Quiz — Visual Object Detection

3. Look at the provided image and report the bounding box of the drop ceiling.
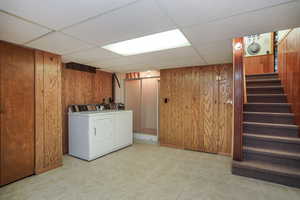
[1,0,300,72]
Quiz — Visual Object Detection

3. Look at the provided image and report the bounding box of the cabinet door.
[90,115,114,158]
[116,112,133,147]
[0,42,35,185]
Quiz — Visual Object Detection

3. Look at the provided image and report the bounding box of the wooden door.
[160,69,185,148]
[0,42,35,185]
[183,68,204,151]
[217,65,233,155]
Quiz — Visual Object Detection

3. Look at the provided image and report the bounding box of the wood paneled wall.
[0,42,35,185]
[278,28,300,134]
[35,50,62,174]
[62,66,112,154]
[160,64,233,155]
[244,54,274,75]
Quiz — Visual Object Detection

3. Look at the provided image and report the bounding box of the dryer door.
[90,115,114,159]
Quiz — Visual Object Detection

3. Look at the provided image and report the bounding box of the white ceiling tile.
[157,0,294,27]
[153,56,206,69]
[183,1,300,45]
[62,0,176,45]
[64,47,121,64]
[89,46,205,70]
[0,0,139,30]
[0,12,50,44]
[107,64,155,73]
[25,32,92,54]
[196,40,233,65]
[128,46,200,63]
[89,57,135,68]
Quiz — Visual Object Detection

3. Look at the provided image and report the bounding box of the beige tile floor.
[0,143,300,200]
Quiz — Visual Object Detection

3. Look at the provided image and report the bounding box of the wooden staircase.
[232,72,300,188]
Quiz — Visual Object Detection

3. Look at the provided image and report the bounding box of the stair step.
[247,86,284,94]
[246,79,281,86]
[244,133,300,153]
[246,73,279,80]
[244,112,294,124]
[244,147,300,161]
[243,122,299,137]
[243,147,300,170]
[244,103,291,113]
[232,160,300,188]
[247,94,287,103]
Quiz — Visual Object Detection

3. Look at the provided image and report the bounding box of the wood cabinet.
[160,64,233,155]
[35,50,62,174]
[0,42,35,185]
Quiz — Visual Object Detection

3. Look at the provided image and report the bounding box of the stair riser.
[243,152,300,168]
[244,104,291,113]
[246,75,279,80]
[244,138,300,153]
[232,166,300,188]
[247,82,281,87]
[247,88,284,94]
[247,96,287,103]
[244,113,294,124]
[243,124,298,137]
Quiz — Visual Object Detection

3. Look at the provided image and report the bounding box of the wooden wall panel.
[278,28,300,134]
[0,42,35,185]
[244,54,274,75]
[160,64,233,154]
[218,65,233,155]
[35,51,62,174]
[62,67,112,154]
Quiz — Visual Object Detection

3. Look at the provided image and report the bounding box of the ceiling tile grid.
[63,47,121,64]
[182,0,300,47]
[62,0,176,46]
[1,0,300,72]
[156,0,294,27]
[0,0,140,30]
[25,32,92,55]
[196,40,233,64]
[0,12,50,44]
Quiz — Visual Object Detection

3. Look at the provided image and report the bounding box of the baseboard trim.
[134,133,158,144]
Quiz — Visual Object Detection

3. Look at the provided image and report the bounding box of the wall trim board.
[233,38,244,161]
[133,133,158,144]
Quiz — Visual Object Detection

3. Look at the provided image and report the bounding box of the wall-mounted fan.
[244,33,273,57]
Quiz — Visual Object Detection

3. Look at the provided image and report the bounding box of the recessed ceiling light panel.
[102,29,191,56]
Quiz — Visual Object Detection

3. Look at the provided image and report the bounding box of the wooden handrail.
[233,37,244,161]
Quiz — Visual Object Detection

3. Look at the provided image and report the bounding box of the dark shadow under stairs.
[232,72,300,188]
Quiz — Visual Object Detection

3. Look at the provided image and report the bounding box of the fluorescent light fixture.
[102,29,191,56]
